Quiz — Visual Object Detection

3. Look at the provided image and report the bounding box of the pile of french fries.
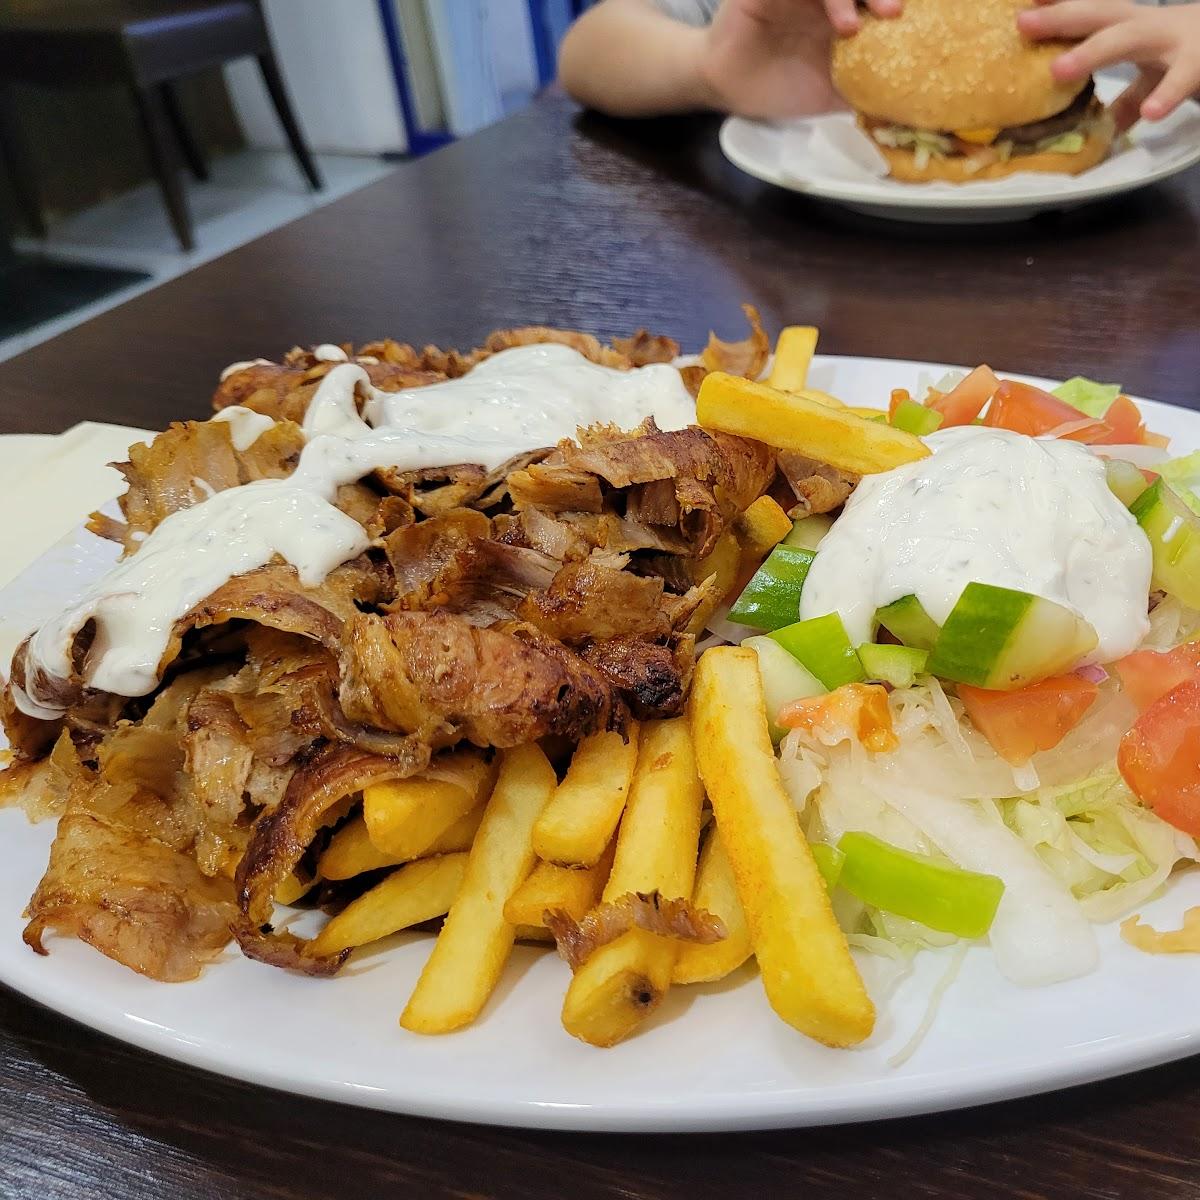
[292,326,899,1049]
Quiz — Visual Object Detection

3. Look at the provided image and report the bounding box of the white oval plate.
[720,77,1200,223]
[2,354,1200,1133]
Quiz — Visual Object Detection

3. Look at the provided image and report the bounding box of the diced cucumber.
[875,594,940,651]
[783,514,833,551]
[727,545,815,630]
[857,643,929,689]
[743,634,826,743]
[1130,478,1200,607]
[928,582,1098,690]
[1104,458,1149,508]
[890,397,944,437]
[770,613,866,691]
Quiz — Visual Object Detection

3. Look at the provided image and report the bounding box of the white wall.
[224,0,406,155]
[487,0,538,103]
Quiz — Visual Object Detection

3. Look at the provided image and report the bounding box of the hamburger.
[830,0,1115,183]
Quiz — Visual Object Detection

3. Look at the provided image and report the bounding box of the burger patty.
[1000,80,1098,146]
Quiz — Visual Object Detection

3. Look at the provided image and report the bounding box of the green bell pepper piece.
[836,831,1004,939]
[890,397,943,437]
[809,842,845,890]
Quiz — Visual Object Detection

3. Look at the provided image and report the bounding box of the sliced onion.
[1089,443,1170,469]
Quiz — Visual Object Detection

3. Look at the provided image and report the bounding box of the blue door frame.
[378,0,593,156]
[376,0,453,157]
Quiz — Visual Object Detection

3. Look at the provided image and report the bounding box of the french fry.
[532,726,641,868]
[803,388,846,408]
[514,924,555,943]
[319,806,483,881]
[671,828,753,985]
[309,853,468,958]
[734,495,793,560]
[560,718,704,1047]
[689,647,875,1047]
[503,839,616,929]
[768,326,819,392]
[401,744,556,1034]
[364,748,496,861]
[692,531,741,597]
[697,372,929,476]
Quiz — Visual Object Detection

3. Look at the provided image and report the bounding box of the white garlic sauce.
[211,405,276,451]
[17,345,696,714]
[800,426,1152,663]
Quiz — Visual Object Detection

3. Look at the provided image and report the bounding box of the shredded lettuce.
[870,126,953,165]
[999,770,1198,922]
[1159,450,1200,516]
[780,683,1100,985]
[1054,376,1122,418]
[1036,130,1087,155]
[779,654,1200,983]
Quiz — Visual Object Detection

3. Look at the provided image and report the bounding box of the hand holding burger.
[1019,0,1200,132]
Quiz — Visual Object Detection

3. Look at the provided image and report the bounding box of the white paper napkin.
[0,422,153,593]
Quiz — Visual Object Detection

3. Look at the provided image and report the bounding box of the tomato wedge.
[984,380,1112,443]
[1115,641,1200,712]
[1118,677,1200,835]
[1090,395,1147,445]
[958,674,1100,765]
[928,365,999,427]
[778,682,898,754]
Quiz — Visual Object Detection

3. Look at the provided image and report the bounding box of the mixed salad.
[721,366,1200,990]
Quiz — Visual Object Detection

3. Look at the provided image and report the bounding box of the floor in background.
[0,149,395,363]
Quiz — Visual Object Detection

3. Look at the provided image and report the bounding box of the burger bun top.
[831,0,1086,131]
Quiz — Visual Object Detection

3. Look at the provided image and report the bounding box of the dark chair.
[0,0,322,252]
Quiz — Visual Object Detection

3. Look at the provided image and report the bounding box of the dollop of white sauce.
[212,405,276,450]
[17,345,696,713]
[800,426,1152,663]
[313,343,349,363]
[364,343,696,455]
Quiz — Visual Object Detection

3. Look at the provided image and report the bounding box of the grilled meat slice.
[518,562,672,644]
[578,636,690,720]
[338,610,618,748]
[234,742,428,974]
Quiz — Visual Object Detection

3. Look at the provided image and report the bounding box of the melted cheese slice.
[955,127,1000,145]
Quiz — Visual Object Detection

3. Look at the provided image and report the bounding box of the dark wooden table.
[2,92,1200,1200]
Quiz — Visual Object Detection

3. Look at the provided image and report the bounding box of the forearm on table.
[558,0,715,117]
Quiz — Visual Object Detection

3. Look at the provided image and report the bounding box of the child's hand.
[701,0,903,119]
[1019,0,1200,130]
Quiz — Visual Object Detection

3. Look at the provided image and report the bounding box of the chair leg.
[130,84,195,252]
[256,50,322,191]
[158,80,209,182]
[0,83,46,239]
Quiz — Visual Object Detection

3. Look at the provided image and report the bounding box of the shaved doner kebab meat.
[3,311,803,983]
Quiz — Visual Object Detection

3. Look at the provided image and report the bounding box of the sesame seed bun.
[831,0,1085,132]
[868,111,1115,183]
